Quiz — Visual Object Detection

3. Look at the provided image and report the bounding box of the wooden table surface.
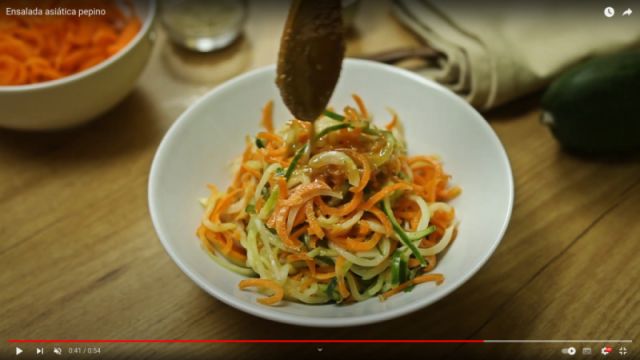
[1,2,638,359]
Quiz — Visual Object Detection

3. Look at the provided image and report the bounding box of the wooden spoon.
[276,0,345,122]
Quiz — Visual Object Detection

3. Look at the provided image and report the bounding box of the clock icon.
[604,6,615,17]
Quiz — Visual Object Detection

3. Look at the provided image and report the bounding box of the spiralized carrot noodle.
[198,95,461,305]
[0,0,141,86]
[238,279,284,305]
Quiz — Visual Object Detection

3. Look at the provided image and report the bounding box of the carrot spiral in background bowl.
[0,0,140,86]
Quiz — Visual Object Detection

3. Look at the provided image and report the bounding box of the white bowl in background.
[149,59,514,327]
[0,0,156,130]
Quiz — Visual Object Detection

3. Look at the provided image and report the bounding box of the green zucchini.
[541,51,640,154]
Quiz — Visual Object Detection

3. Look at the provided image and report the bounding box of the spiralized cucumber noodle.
[197,95,461,305]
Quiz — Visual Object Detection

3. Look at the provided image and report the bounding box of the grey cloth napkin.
[392,0,640,110]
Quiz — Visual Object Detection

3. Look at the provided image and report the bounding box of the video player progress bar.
[8,339,634,344]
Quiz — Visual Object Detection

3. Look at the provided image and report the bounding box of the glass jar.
[161,0,247,52]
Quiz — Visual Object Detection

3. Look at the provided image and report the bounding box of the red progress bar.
[9,339,484,344]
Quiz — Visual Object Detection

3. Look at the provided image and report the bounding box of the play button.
[16,347,23,355]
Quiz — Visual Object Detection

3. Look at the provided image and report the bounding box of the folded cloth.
[392,0,640,110]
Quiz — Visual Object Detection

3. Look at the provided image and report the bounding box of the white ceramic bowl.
[149,59,514,327]
[0,0,156,130]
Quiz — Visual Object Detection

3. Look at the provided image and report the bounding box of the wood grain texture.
[1,2,638,359]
